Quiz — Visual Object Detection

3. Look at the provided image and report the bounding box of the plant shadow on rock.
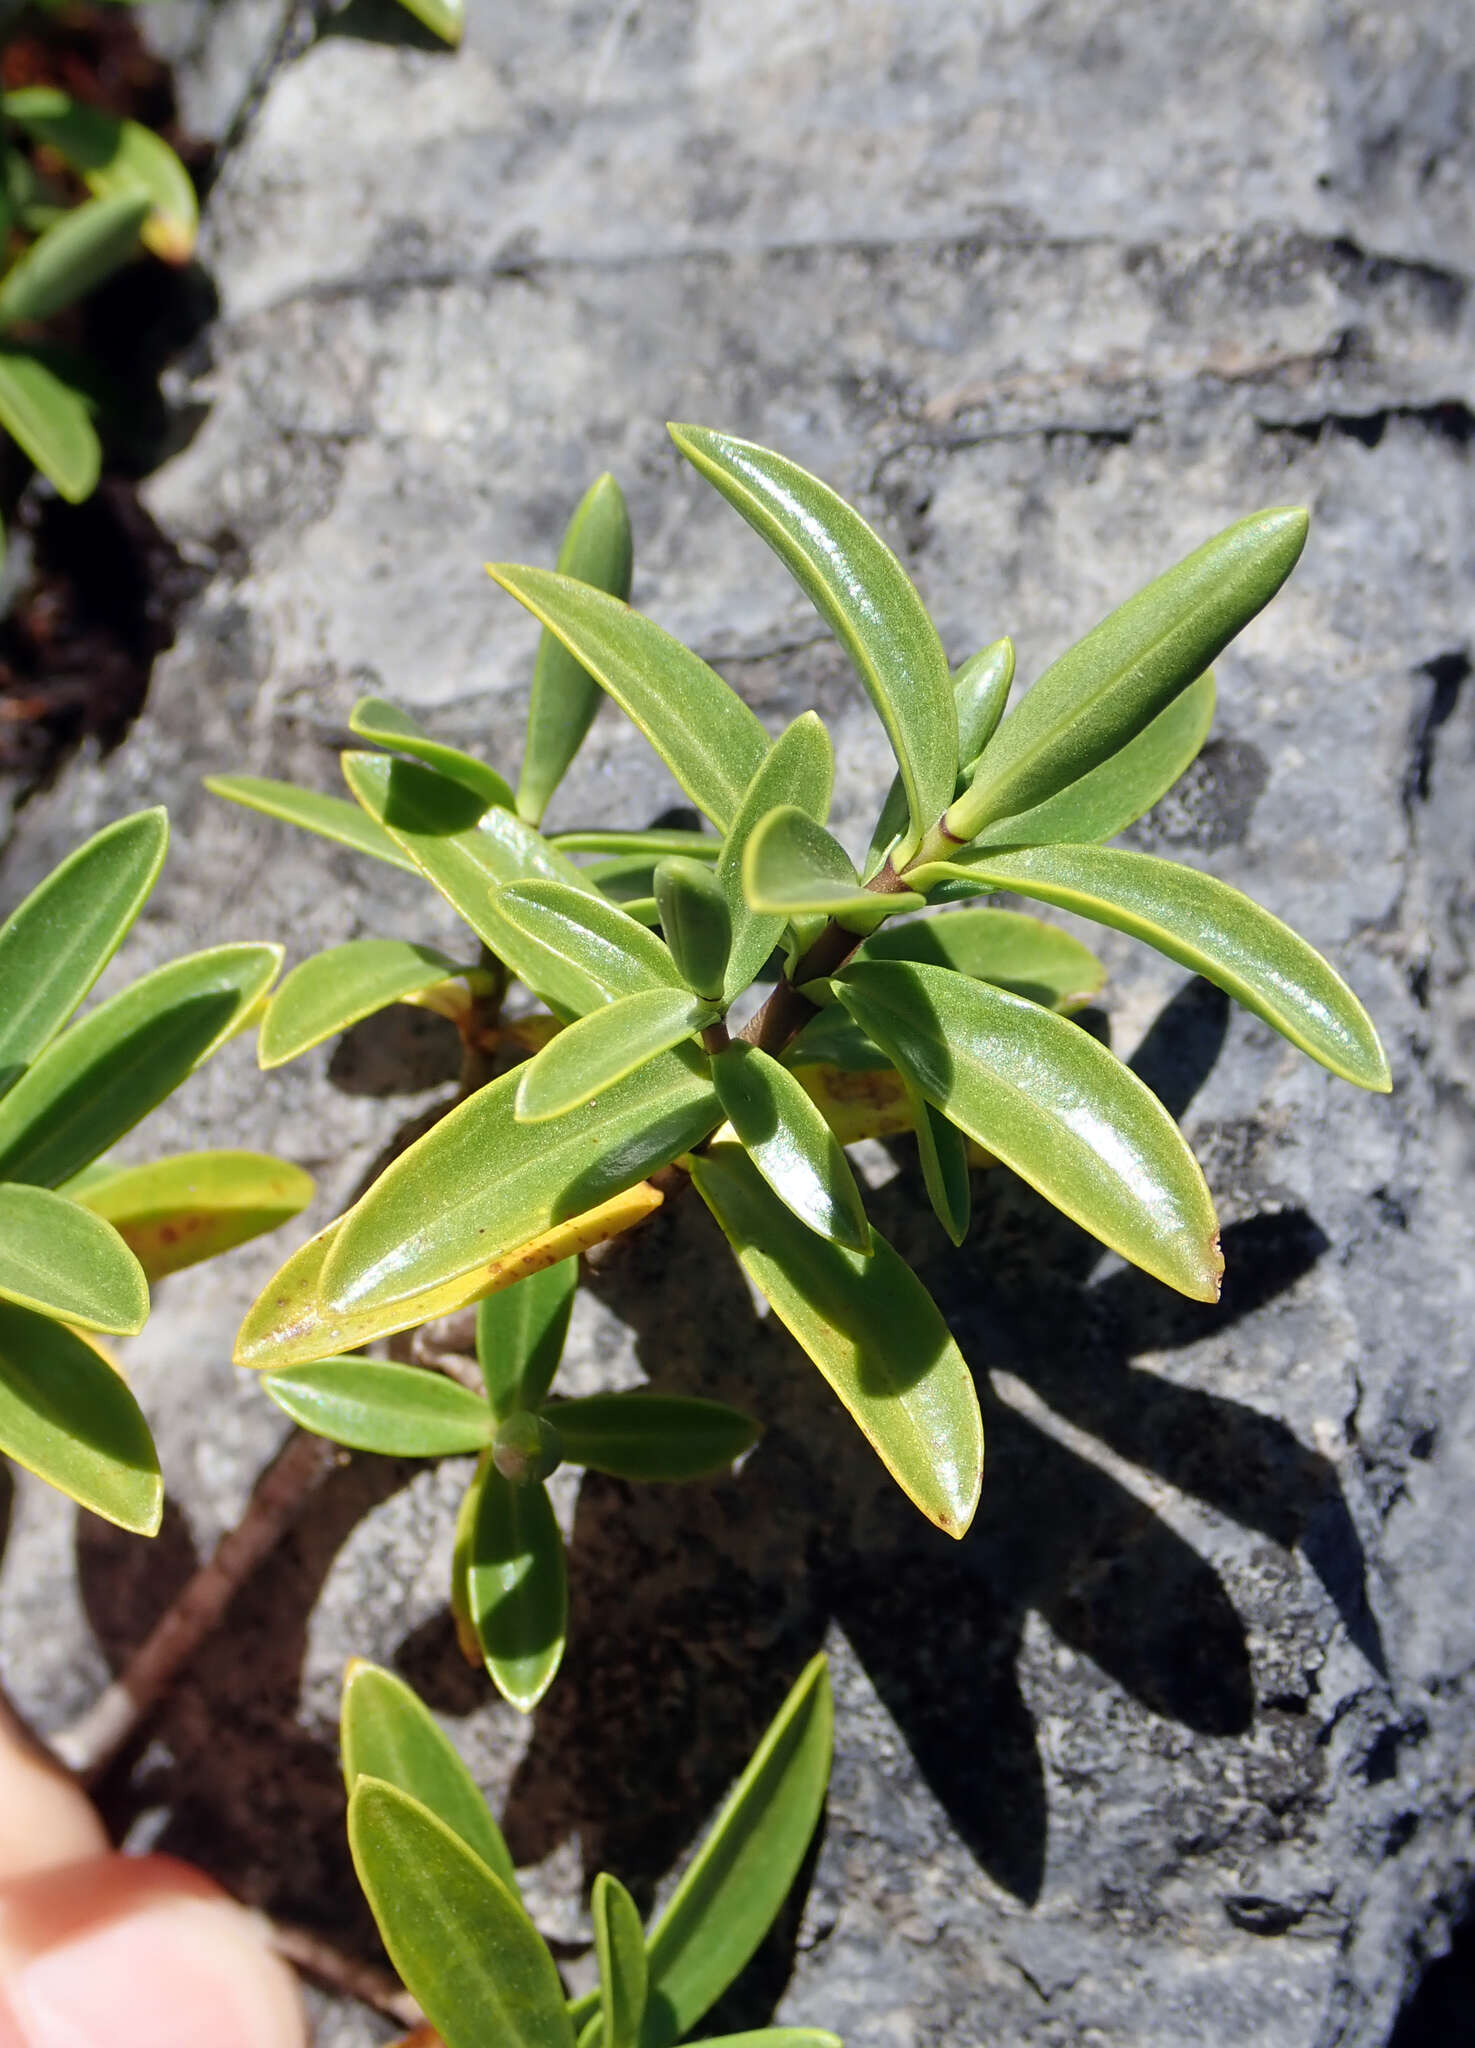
[72,979,1380,2022]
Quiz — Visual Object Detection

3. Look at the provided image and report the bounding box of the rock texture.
[2,3,1474,2044]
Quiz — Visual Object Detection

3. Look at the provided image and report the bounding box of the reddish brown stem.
[51,1429,342,1787]
[269,1919,421,2026]
[740,861,916,1056]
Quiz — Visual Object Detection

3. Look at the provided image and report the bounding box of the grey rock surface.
[2,3,1474,2044]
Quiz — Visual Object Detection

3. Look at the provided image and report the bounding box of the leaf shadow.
[490,975,1377,2024]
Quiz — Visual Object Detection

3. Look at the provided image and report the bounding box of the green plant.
[215,428,1388,1575]
[0,84,196,535]
[261,1252,761,1709]
[342,1651,836,2048]
[0,807,304,1530]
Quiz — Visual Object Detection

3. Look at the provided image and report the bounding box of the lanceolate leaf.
[69,1149,314,1280]
[955,637,1017,773]
[468,1468,567,1711]
[347,1780,570,2048]
[690,1144,982,1535]
[0,943,282,1189]
[593,1873,647,2048]
[866,639,1015,876]
[203,775,418,874]
[495,880,686,1004]
[2,90,197,263]
[519,473,635,824]
[551,830,719,858]
[835,960,1222,1299]
[0,806,167,1087]
[719,713,834,1000]
[670,427,955,865]
[342,754,605,1018]
[905,1083,971,1247]
[349,697,515,810]
[487,567,769,831]
[853,908,1105,1011]
[477,1258,577,1418]
[259,939,467,1068]
[0,190,149,328]
[711,1042,870,1253]
[966,669,1216,850]
[319,1055,717,1318]
[743,806,921,928]
[0,346,100,502]
[653,858,731,1001]
[0,1185,148,1333]
[341,1661,519,1897]
[639,1652,833,2048]
[945,509,1307,840]
[262,1358,494,1455]
[919,842,1391,1090]
[0,1300,160,1533]
[235,1180,665,1370]
[549,1393,760,1482]
[515,989,715,1122]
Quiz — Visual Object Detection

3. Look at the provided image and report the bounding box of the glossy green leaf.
[835,960,1222,1299]
[670,426,954,865]
[341,1660,518,1897]
[944,509,1307,842]
[853,908,1105,1011]
[341,754,603,1019]
[904,1083,971,1246]
[967,669,1216,850]
[476,1257,577,1419]
[639,1651,833,2048]
[593,1873,647,2048]
[349,696,515,810]
[69,1148,314,1280]
[653,857,731,1002]
[551,829,719,858]
[711,1042,870,1253]
[259,939,466,1068]
[519,474,635,824]
[2,89,197,262]
[236,1179,663,1371]
[0,943,282,1189]
[0,1299,160,1532]
[0,190,149,328]
[394,0,465,44]
[348,1780,570,2048]
[451,1457,485,1666]
[202,775,418,873]
[743,806,921,931]
[0,346,99,501]
[0,806,167,1087]
[320,1054,718,1317]
[955,637,1018,773]
[515,988,715,1122]
[686,2035,841,2048]
[719,713,835,1000]
[866,639,1015,877]
[549,1393,760,1482]
[916,842,1391,1090]
[488,567,769,831]
[690,1144,982,1534]
[495,878,687,1005]
[785,1008,890,1071]
[468,1467,567,1710]
[0,1184,147,1333]
[262,1358,493,1455]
